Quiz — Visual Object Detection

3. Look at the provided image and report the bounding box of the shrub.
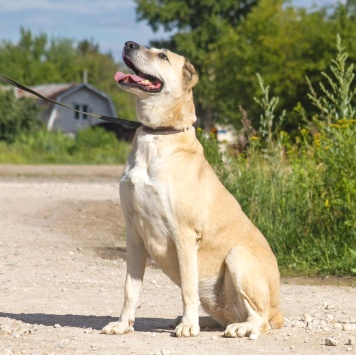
[201,37,355,275]
[0,127,131,164]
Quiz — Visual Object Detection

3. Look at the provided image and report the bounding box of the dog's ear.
[183,59,199,89]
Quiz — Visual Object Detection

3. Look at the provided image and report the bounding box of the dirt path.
[0,165,355,354]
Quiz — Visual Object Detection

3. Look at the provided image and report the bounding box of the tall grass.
[0,126,131,164]
[200,37,356,276]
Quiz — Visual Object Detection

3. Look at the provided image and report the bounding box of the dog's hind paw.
[175,322,200,337]
[101,321,134,335]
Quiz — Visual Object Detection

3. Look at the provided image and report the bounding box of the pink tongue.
[114,71,143,82]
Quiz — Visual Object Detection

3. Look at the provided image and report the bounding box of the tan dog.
[102,41,284,339]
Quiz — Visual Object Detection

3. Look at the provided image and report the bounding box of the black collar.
[142,125,191,135]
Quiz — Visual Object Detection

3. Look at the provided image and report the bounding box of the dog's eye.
[158,52,168,61]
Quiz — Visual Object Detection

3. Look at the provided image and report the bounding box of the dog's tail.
[269,308,284,329]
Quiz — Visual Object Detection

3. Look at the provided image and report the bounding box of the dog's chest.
[120,146,177,256]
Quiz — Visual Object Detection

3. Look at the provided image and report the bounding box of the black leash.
[0,74,142,130]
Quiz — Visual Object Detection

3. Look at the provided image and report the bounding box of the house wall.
[50,87,114,133]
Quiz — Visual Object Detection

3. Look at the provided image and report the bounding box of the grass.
[199,37,356,276]
[0,126,131,164]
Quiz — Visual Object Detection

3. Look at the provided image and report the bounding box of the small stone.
[325,337,338,346]
[347,336,356,345]
[326,304,336,310]
[343,324,354,331]
[211,335,217,340]
[334,323,342,329]
[290,346,295,349]
[54,324,61,328]
[162,350,172,355]
[68,251,74,256]
[346,347,353,352]
[302,313,312,323]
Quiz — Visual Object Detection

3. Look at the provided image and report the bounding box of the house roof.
[15,83,74,100]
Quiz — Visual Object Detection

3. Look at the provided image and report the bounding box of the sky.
[0,0,347,62]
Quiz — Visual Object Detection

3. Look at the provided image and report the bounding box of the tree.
[0,90,41,142]
[208,0,356,129]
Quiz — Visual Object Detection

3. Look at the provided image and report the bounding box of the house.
[14,82,126,137]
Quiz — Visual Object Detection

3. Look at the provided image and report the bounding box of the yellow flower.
[300,128,308,135]
[314,139,321,146]
[325,199,330,208]
[313,133,320,140]
[250,136,259,141]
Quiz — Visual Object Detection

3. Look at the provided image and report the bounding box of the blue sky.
[0,0,346,61]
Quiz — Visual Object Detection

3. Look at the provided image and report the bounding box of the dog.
[101,41,284,339]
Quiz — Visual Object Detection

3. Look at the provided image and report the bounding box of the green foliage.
[201,39,356,276]
[350,249,356,274]
[0,90,42,143]
[253,74,286,155]
[208,0,356,129]
[307,35,355,122]
[0,127,131,164]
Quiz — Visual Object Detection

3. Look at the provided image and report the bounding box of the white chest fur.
[120,133,179,266]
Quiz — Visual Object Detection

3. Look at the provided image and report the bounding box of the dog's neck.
[135,90,196,131]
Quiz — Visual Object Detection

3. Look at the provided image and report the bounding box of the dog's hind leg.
[223,246,273,340]
[102,223,148,335]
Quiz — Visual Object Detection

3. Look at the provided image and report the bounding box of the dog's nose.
[125,41,139,50]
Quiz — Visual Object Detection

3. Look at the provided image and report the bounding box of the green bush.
[0,90,42,143]
[201,38,356,276]
[0,127,131,164]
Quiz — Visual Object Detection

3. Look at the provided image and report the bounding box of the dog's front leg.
[175,233,200,337]
[102,224,147,335]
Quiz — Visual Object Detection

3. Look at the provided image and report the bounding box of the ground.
[0,164,355,355]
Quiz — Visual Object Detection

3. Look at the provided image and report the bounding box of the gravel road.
[0,165,355,354]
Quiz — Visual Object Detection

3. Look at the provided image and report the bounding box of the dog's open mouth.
[115,57,163,93]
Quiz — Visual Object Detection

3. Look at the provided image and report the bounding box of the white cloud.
[0,0,133,14]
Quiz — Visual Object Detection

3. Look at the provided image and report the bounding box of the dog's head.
[115,41,199,128]
[115,41,198,98]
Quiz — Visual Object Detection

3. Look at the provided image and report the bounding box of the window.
[74,104,89,120]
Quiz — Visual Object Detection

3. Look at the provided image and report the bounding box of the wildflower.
[325,199,330,208]
[250,136,259,141]
[300,128,308,135]
[314,139,321,146]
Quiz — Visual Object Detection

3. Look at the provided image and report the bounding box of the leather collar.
[142,125,191,135]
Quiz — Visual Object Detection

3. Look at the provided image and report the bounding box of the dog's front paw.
[101,320,134,335]
[224,322,260,340]
[175,322,200,337]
